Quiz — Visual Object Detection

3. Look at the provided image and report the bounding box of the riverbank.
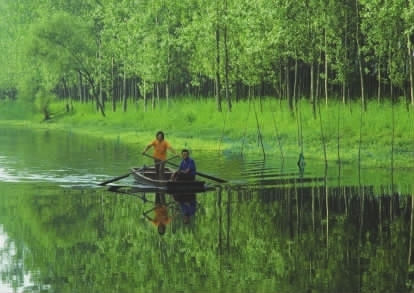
[1,99,413,168]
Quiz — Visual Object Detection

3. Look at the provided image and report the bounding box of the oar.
[143,153,227,183]
[98,172,131,186]
[99,155,179,186]
[167,161,227,183]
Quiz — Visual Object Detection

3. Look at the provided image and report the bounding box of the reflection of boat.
[130,166,208,192]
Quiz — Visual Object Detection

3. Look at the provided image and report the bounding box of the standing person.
[171,149,196,181]
[142,131,177,179]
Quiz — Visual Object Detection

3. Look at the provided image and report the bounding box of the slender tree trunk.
[223,0,231,112]
[355,0,366,111]
[122,70,127,112]
[165,82,169,108]
[143,81,147,112]
[408,195,414,267]
[311,63,317,119]
[112,57,116,112]
[316,52,321,101]
[408,35,414,106]
[290,58,296,114]
[98,78,103,112]
[97,41,104,113]
[324,31,328,105]
[377,61,381,104]
[166,28,170,108]
[215,0,222,112]
[78,71,83,103]
[287,58,292,100]
[342,81,346,104]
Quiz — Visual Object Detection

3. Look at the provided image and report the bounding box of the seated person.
[171,149,196,181]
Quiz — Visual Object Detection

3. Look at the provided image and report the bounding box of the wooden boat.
[130,166,209,192]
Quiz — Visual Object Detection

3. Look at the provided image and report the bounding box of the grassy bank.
[1,98,413,167]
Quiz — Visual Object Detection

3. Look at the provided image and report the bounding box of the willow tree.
[26,12,106,117]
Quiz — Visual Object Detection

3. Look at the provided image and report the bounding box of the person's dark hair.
[158,223,166,235]
[156,131,165,140]
[181,149,189,154]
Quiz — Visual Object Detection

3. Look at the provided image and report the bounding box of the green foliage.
[2,0,414,111]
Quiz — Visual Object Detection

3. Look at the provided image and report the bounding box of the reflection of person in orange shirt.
[143,193,175,235]
[142,131,177,179]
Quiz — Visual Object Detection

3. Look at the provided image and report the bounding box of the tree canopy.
[1,0,414,116]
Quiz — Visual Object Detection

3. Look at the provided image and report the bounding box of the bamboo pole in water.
[317,100,328,167]
[358,99,364,168]
[253,101,266,160]
[217,108,229,153]
[240,96,252,156]
[337,102,341,165]
[391,99,395,193]
[271,109,284,160]
[296,99,304,160]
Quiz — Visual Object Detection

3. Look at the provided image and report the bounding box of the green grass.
[1,97,413,167]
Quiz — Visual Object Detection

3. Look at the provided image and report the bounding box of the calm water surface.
[0,125,413,293]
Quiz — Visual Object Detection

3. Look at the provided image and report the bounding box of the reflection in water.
[142,192,198,235]
[217,182,414,292]
[172,193,197,224]
[143,193,173,236]
[0,225,43,293]
[1,178,414,292]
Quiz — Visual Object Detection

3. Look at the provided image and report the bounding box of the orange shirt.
[150,139,171,160]
[151,205,172,226]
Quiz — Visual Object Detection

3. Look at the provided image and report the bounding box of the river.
[0,125,413,292]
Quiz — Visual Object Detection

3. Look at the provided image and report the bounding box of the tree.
[25,11,106,116]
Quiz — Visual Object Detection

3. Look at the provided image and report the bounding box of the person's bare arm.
[142,143,152,154]
[170,147,178,156]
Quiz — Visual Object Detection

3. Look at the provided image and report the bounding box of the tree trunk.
[223,0,231,112]
[311,63,317,119]
[355,0,366,112]
[122,70,127,112]
[289,58,296,115]
[215,0,222,112]
[112,57,116,112]
[324,32,328,105]
[377,61,381,104]
[78,71,83,103]
[408,35,414,106]
[143,80,147,112]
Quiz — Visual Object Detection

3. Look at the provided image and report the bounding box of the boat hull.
[130,166,208,192]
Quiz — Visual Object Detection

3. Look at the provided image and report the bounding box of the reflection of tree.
[0,237,25,291]
[1,182,413,292]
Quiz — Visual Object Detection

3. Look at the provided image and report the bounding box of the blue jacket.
[179,158,196,176]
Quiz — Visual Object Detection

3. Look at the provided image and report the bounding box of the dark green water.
[0,125,413,293]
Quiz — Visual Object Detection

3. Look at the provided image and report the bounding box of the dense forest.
[1,0,414,116]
